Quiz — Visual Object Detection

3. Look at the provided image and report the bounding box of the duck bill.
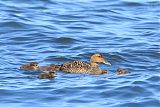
[103,60,111,66]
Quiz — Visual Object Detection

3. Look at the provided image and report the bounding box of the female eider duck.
[116,68,131,75]
[20,62,39,70]
[38,71,56,79]
[59,53,111,75]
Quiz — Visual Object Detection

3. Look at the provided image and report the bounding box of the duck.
[116,68,131,75]
[38,71,56,79]
[59,53,111,75]
[20,62,39,70]
[38,64,61,72]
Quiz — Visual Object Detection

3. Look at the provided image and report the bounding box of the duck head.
[90,53,111,65]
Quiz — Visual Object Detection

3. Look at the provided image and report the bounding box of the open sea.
[0,0,160,107]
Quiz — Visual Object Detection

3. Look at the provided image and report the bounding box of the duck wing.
[60,61,91,73]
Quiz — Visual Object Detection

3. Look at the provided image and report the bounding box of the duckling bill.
[59,53,111,75]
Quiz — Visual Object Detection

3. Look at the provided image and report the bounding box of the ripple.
[146,76,160,83]
[66,26,91,30]
[50,37,79,44]
[113,98,160,107]
[121,1,145,6]
[0,21,27,29]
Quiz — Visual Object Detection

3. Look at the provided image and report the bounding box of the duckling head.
[116,68,130,75]
[29,62,39,70]
[49,71,56,74]
[90,53,111,65]
[30,62,39,67]
[102,70,108,74]
[50,64,61,70]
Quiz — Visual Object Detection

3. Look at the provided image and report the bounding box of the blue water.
[0,0,160,107]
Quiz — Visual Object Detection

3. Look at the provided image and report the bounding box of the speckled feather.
[60,61,90,73]
[60,61,103,74]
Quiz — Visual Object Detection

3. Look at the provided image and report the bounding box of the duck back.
[60,61,91,73]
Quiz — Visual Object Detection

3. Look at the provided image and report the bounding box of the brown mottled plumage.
[60,53,111,75]
[20,62,39,70]
[116,68,131,75]
[38,71,56,79]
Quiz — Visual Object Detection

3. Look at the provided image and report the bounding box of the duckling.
[102,70,108,74]
[116,68,131,75]
[39,64,61,71]
[50,64,61,71]
[38,71,56,79]
[20,62,39,70]
[60,53,111,75]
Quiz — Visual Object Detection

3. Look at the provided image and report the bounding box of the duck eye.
[98,55,101,57]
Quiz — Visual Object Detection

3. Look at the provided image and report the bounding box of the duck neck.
[90,60,98,66]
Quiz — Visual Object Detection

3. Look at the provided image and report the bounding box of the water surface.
[0,0,160,107]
